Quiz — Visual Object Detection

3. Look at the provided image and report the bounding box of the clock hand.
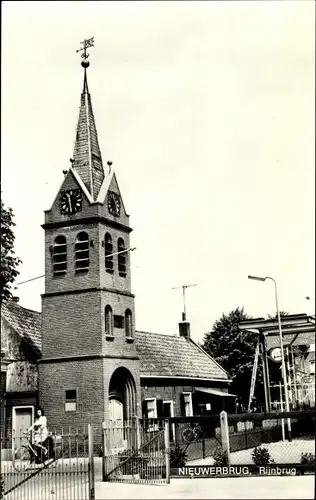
[66,192,72,212]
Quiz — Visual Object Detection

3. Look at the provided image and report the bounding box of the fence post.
[135,416,141,450]
[102,422,108,482]
[220,411,231,466]
[164,420,170,484]
[88,424,95,500]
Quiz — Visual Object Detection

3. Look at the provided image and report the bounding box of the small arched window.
[125,309,133,338]
[105,233,114,273]
[118,238,126,277]
[75,232,90,272]
[105,305,113,337]
[53,235,67,275]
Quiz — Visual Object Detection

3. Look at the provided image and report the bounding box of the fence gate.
[1,424,95,500]
[102,418,170,484]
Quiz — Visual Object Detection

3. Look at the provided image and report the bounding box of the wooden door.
[13,406,33,449]
[108,399,124,451]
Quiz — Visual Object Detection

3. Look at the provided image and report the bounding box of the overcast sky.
[2,1,315,342]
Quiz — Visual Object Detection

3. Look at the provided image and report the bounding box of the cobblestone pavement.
[95,474,315,499]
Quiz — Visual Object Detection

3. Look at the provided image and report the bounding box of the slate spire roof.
[72,65,105,200]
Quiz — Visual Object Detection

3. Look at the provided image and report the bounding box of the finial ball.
[81,60,90,69]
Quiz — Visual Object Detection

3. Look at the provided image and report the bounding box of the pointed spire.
[72,38,104,200]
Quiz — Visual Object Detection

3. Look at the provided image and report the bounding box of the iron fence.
[1,425,95,500]
[227,410,315,466]
[102,418,169,484]
[166,415,221,464]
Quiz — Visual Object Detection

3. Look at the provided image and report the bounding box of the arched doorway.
[108,367,137,422]
[108,368,137,451]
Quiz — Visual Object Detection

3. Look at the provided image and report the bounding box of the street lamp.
[248,275,292,440]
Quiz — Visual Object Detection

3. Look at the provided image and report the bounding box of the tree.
[0,200,22,304]
[267,312,289,320]
[202,307,264,404]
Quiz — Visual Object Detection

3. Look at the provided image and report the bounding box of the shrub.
[251,446,273,466]
[213,449,228,466]
[170,446,187,467]
[301,453,315,465]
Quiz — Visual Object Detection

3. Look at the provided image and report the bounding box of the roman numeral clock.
[107,191,121,217]
[59,189,83,215]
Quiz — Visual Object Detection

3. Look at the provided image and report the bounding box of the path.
[95,475,314,499]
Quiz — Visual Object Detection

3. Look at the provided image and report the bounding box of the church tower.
[39,39,141,432]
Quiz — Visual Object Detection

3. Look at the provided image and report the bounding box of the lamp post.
[248,275,292,440]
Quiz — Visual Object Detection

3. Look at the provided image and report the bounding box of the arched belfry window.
[52,235,67,275]
[75,232,90,272]
[118,238,127,277]
[125,309,133,338]
[105,305,113,337]
[105,233,114,273]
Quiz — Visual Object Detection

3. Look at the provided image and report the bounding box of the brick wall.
[42,289,137,359]
[39,359,105,430]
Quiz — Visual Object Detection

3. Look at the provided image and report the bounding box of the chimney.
[178,312,190,339]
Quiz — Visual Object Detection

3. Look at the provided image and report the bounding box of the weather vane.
[76,37,94,66]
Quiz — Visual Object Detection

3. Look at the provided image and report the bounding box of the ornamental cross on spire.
[76,37,94,62]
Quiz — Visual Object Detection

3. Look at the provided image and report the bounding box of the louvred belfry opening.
[72,67,105,200]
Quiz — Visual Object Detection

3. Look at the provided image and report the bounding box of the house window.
[105,306,113,337]
[310,360,315,375]
[125,309,133,338]
[117,238,126,277]
[114,315,124,329]
[75,232,89,272]
[182,392,193,417]
[52,235,67,275]
[105,233,114,273]
[143,399,159,432]
[65,390,77,412]
[144,399,157,419]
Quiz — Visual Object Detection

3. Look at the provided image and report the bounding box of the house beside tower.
[1,46,234,450]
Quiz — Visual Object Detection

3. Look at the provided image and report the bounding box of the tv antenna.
[172,283,197,321]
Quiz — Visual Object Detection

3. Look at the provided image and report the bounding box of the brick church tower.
[39,42,141,431]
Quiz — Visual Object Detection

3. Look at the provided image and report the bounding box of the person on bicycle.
[26,407,49,457]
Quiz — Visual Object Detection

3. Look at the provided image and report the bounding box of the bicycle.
[12,431,51,472]
[181,423,204,444]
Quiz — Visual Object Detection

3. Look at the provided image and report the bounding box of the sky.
[2,1,315,343]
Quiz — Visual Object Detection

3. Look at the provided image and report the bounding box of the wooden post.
[88,424,95,500]
[290,346,298,406]
[135,416,141,451]
[279,382,285,441]
[286,347,293,408]
[261,336,271,412]
[101,422,108,482]
[164,420,170,484]
[220,411,231,466]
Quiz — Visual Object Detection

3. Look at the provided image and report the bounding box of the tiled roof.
[266,331,315,351]
[1,301,228,381]
[1,300,41,353]
[135,330,229,381]
[72,70,104,200]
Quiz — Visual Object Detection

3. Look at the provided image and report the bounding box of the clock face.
[60,189,83,215]
[107,191,121,217]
